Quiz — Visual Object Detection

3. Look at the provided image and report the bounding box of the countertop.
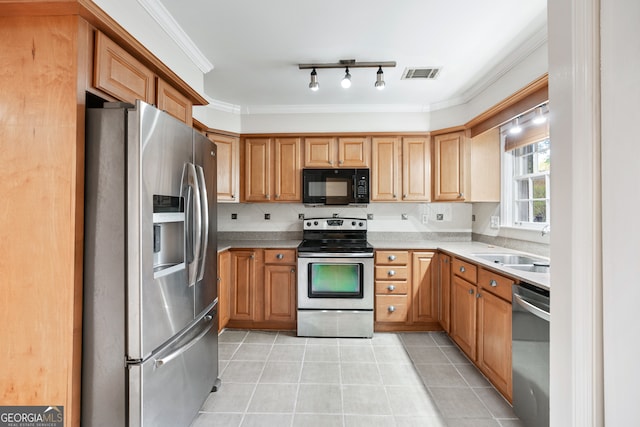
[217,239,550,291]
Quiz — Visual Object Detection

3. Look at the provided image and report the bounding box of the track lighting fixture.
[509,117,522,135]
[309,68,319,91]
[341,67,352,89]
[298,59,396,91]
[375,66,385,90]
[532,105,547,124]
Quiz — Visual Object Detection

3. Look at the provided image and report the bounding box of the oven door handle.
[298,252,374,258]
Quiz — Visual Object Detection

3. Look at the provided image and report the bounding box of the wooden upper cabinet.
[402,137,431,201]
[469,127,500,202]
[433,131,467,201]
[371,137,400,201]
[243,137,301,202]
[304,136,369,168]
[156,78,193,125]
[273,137,301,201]
[94,31,155,105]
[207,133,239,203]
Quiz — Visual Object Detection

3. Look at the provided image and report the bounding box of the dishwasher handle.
[514,292,550,322]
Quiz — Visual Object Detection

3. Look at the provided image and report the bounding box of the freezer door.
[193,131,217,316]
[127,100,196,359]
[128,305,218,427]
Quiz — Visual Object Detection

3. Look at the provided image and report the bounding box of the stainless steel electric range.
[296,217,374,338]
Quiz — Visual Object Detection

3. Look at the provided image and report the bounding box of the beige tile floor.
[191,330,524,427]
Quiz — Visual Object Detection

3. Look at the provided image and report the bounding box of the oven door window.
[308,263,363,298]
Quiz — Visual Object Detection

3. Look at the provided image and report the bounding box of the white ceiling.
[152,0,547,114]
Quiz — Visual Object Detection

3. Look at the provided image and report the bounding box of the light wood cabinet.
[242,137,301,202]
[374,251,410,323]
[229,249,260,321]
[469,127,500,202]
[433,131,467,201]
[94,30,156,105]
[411,252,438,323]
[438,254,452,333]
[450,274,477,360]
[156,78,193,125]
[218,250,231,331]
[207,133,239,203]
[263,249,297,328]
[371,136,430,202]
[304,136,369,168]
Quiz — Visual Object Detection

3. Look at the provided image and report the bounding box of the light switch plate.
[490,216,500,229]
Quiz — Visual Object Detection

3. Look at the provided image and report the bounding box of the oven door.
[297,255,373,310]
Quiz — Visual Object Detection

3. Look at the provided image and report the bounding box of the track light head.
[509,117,523,135]
[341,67,352,89]
[375,66,385,90]
[309,68,319,91]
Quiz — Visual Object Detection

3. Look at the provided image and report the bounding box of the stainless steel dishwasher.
[512,282,550,427]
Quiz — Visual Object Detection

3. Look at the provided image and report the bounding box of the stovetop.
[298,217,372,254]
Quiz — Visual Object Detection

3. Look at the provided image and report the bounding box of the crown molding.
[136,0,214,73]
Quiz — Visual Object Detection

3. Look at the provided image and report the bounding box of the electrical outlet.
[490,216,500,229]
[264,213,271,220]
[422,214,429,224]
[298,213,305,220]
[436,213,444,221]
[401,213,408,220]
[231,213,237,219]
[472,214,476,222]
[367,213,374,220]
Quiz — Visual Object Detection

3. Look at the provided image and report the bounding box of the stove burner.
[298,217,371,254]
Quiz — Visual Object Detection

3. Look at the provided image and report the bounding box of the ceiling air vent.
[401,67,441,80]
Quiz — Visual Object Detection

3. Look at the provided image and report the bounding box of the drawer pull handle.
[460,266,466,273]
[489,279,497,287]
[387,285,395,291]
[388,270,396,276]
[388,305,396,312]
[276,253,284,259]
[388,255,396,261]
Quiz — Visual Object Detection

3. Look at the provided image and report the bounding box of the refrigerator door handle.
[195,165,209,282]
[182,163,202,287]
[154,314,214,368]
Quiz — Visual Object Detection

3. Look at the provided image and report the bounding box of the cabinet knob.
[388,255,396,261]
[468,289,474,295]
[265,193,270,199]
[489,279,497,287]
[393,194,397,199]
[250,254,255,259]
[275,194,280,199]
[217,277,221,282]
[291,268,295,273]
[444,259,449,264]
[329,160,333,165]
[387,285,395,291]
[459,192,464,198]
[339,160,343,165]
[460,266,466,273]
[276,253,284,259]
[476,292,481,299]
[388,305,396,312]
[403,194,407,198]
[231,194,235,199]
[388,270,396,276]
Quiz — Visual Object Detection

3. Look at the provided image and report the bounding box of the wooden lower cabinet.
[438,253,451,333]
[227,248,296,329]
[411,252,438,323]
[218,250,231,331]
[450,275,477,360]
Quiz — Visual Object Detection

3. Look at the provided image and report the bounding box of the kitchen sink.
[471,253,547,265]
[504,264,550,274]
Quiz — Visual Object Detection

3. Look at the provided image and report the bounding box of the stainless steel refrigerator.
[82,100,219,427]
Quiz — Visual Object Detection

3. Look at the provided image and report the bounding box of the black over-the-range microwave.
[302,168,370,205]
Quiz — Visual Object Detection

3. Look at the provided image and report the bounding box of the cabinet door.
[477,290,512,400]
[243,138,271,201]
[264,264,296,325]
[450,275,477,360]
[218,250,231,331]
[304,137,335,167]
[93,31,155,105]
[469,127,500,202]
[439,254,451,333]
[433,131,466,201]
[156,78,192,125]
[338,137,369,167]
[402,137,431,201]
[273,137,301,201]
[229,250,257,321]
[208,133,239,203]
[371,137,400,201]
[411,252,437,323]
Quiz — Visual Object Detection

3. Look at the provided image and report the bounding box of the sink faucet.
[541,224,551,236]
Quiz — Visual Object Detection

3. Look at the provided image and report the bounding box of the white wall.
[601,1,640,425]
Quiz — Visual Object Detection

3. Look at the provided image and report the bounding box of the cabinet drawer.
[375,250,409,265]
[478,268,515,302]
[263,249,296,264]
[375,265,408,281]
[375,281,409,295]
[375,295,408,322]
[452,258,477,283]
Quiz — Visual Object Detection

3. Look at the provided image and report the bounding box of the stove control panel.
[303,217,367,231]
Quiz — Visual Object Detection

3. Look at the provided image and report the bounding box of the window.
[501,105,550,229]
